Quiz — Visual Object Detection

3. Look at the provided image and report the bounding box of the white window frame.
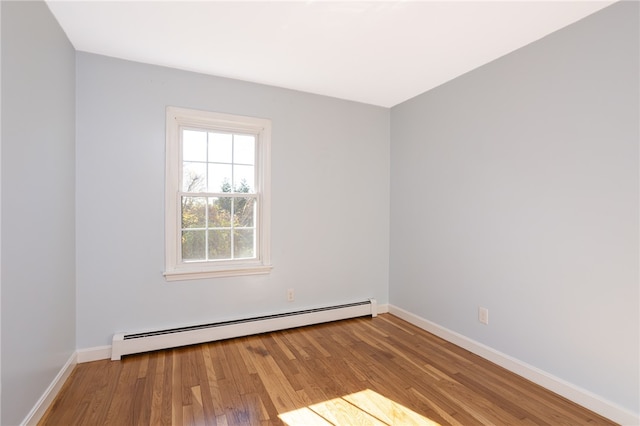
[164,106,272,280]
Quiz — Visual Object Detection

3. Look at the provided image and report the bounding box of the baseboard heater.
[111,298,377,360]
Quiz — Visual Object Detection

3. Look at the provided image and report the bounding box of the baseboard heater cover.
[111,298,377,360]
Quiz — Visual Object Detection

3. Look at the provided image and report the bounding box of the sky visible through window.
[182,129,255,193]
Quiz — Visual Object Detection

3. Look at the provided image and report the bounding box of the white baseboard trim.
[77,345,112,363]
[388,304,639,426]
[21,352,77,426]
[376,303,389,314]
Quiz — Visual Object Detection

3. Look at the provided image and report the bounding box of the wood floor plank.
[160,350,174,425]
[39,314,617,426]
[212,342,249,425]
[102,356,140,425]
[148,352,167,425]
[200,344,227,420]
[190,385,205,425]
[270,333,298,361]
[342,388,441,426]
[171,347,183,426]
[308,395,388,426]
[408,386,466,426]
[260,335,304,392]
[191,347,217,426]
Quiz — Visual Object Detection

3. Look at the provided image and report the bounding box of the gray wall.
[1,2,76,425]
[75,53,390,349]
[390,1,638,415]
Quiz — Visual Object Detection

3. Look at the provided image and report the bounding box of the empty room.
[1,0,638,425]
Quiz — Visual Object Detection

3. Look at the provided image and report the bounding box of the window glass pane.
[208,230,231,260]
[234,229,255,259]
[234,134,255,165]
[208,164,232,193]
[182,162,206,192]
[182,230,205,261]
[183,130,207,162]
[181,197,206,228]
[209,132,232,164]
[233,165,255,192]
[233,198,255,227]
[209,197,231,227]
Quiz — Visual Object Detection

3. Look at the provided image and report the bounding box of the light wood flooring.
[39,314,616,425]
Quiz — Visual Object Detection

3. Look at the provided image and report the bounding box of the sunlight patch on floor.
[279,388,441,426]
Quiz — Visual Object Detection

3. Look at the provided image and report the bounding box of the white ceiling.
[46,1,615,108]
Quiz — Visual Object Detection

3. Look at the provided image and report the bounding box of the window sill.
[163,264,272,281]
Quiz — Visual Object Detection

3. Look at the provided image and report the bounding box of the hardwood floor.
[39,314,615,425]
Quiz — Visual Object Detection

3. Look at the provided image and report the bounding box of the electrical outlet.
[479,307,489,325]
[287,288,295,302]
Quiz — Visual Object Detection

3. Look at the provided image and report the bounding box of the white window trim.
[164,106,272,281]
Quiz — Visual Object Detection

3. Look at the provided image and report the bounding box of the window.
[164,107,271,280]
